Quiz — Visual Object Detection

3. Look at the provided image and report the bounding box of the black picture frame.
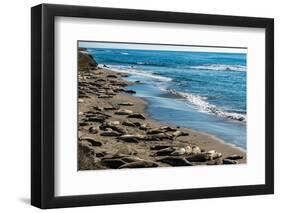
[31,3,274,209]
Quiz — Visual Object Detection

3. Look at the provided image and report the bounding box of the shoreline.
[131,94,246,153]
[103,65,247,149]
[78,52,246,170]
[104,66,246,152]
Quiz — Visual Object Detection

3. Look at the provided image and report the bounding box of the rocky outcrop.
[78,50,98,70]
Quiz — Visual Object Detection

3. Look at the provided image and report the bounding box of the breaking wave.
[189,64,246,72]
[167,89,246,122]
[99,64,246,122]
[101,64,172,82]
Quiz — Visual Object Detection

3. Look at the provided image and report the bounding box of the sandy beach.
[78,51,246,170]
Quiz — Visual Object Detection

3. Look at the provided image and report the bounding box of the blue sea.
[87,47,247,149]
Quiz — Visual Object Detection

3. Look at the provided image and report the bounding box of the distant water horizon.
[87,47,247,149]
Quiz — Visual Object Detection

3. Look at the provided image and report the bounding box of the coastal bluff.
[78,48,98,70]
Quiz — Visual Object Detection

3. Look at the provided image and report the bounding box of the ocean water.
[87,48,247,149]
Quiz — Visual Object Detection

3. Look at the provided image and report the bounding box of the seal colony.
[78,49,246,170]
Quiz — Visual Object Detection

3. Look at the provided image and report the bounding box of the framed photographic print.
[31,3,274,209]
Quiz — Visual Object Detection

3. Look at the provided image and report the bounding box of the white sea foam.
[136,62,145,65]
[190,64,246,72]
[121,52,129,55]
[167,89,246,122]
[102,64,172,82]
[79,50,89,54]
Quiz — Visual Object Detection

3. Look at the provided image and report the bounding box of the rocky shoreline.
[78,51,246,170]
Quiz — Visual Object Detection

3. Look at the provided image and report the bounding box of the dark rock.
[158,156,192,166]
[78,47,87,51]
[78,51,98,70]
